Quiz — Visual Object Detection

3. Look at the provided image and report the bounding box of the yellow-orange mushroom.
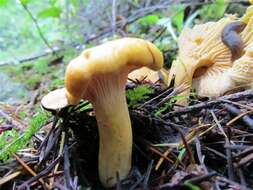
[41,38,164,187]
[168,5,253,105]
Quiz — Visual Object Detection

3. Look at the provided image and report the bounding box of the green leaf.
[171,5,185,32]
[50,0,57,5]
[83,0,89,6]
[200,0,227,21]
[0,0,8,7]
[69,0,88,7]
[215,0,226,18]
[19,0,31,5]
[138,14,159,26]
[178,148,186,161]
[38,7,62,19]
[184,181,201,190]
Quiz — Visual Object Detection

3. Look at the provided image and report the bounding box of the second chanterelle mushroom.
[41,37,164,188]
[168,5,253,105]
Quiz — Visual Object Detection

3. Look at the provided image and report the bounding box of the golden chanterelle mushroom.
[41,37,164,188]
[168,5,253,105]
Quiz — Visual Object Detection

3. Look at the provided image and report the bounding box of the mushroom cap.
[128,67,169,85]
[65,37,163,104]
[193,7,253,97]
[168,16,234,100]
[170,6,253,100]
[41,88,68,111]
[41,38,163,110]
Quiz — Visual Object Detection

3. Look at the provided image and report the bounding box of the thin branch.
[164,90,253,117]
[112,0,117,35]
[19,1,58,56]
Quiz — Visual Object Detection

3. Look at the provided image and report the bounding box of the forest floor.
[1,53,253,190]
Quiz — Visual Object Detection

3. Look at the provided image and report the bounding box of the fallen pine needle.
[0,171,21,186]
[12,153,48,189]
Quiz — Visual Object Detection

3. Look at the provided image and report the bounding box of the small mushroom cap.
[41,88,68,111]
[65,37,163,104]
[128,67,169,85]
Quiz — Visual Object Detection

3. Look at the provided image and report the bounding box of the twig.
[221,99,253,110]
[224,104,253,129]
[204,147,227,160]
[211,111,235,181]
[112,0,117,35]
[0,47,62,65]
[18,156,62,190]
[178,127,196,165]
[164,90,253,117]
[13,153,48,189]
[19,1,58,57]
[49,131,66,189]
[234,146,253,160]
[129,175,145,190]
[151,27,167,42]
[38,116,58,151]
[83,1,181,44]
[138,87,173,108]
[224,144,250,150]
[148,146,174,165]
[217,176,246,189]
[156,84,189,107]
[195,137,208,173]
[210,111,228,139]
[237,167,247,188]
[159,171,217,189]
[39,125,62,165]
[185,171,217,184]
[142,160,153,189]
[64,144,73,190]
[0,171,21,186]
[0,109,23,129]
[237,153,253,167]
[155,148,171,170]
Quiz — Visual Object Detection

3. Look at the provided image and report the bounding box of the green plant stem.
[20,2,58,57]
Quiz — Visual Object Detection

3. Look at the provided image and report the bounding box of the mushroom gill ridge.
[170,5,253,103]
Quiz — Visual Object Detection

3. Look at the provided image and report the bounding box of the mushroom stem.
[88,74,132,187]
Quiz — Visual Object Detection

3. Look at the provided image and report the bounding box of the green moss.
[155,95,189,117]
[0,64,23,78]
[18,111,27,120]
[49,78,64,90]
[126,85,154,108]
[26,74,41,89]
[0,111,50,161]
[33,59,49,75]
